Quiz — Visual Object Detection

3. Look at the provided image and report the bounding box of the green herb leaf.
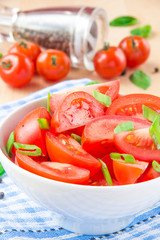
[93,90,111,107]
[152,160,160,172]
[143,105,160,123]
[6,131,15,158]
[0,162,5,177]
[14,142,42,156]
[98,159,113,186]
[110,153,136,164]
[47,93,51,113]
[129,70,151,90]
[85,81,100,86]
[114,121,134,133]
[0,53,3,59]
[149,117,160,150]
[71,133,81,144]
[130,25,151,38]
[37,118,50,130]
[110,16,138,26]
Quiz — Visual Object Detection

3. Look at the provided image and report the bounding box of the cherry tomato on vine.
[93,44,126,79]
[0,53,35,88]
[36,49,71,81]
[119,36,150,68]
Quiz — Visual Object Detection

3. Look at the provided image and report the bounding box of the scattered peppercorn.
[121,68,127,76]
[153,67,159,73]
[0,192,4,199]
[0,177,2,183]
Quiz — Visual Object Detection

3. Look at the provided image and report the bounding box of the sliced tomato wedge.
[81,115,150,158]
[107,94,160,119]
[89,170,120,186]
[15,150,90,185]
[49,80,120,113]
[137,162,160,182]
[45,131,101,176]
[112,158,149,185]
[51,91,105,133]
[114,128,160,162]
[14,108,51,156]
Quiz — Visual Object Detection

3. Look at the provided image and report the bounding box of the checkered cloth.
[1,79,160,240]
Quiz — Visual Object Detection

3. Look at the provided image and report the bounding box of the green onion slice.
[47,93,51,113]
[93,90,111,107]
[37,118,50,130]
[149,117,160,150]
[6,131,15,158]
[0,162,5,177]
[152,160,160,172]
[110,16,138,26]
[130,25,151,38]
[85,81,100,86]
[71,133,81,144]
[110,153,136,164]
[143,105,160,123]
[98,159,113,186]
[114,121,134,133]
[0,53,3,59]
[14,142,42,156]
[129,70,151,90]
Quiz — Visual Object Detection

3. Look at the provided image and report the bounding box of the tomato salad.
[6,80,160,186]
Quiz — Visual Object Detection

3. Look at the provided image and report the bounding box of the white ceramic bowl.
[1,96,160,235]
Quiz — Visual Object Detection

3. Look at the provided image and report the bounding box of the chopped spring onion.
[93,90,111,107]
[6,131,15,157]
[149,117,160,150]
[0,162,5,177]
[114,121,134,133]
[71,133,81,144]
[98,159,113,186]
[152,160,160,172]
[0,53,3,59]
[110,153,136,164]
[143,105,160,123]
[37,118,50,130]
[47,93,51,113]
[110,16,138,26]
[14,142,42,156]
[85,81,100,86]
[129,70,151,90]
[130,25,151,38]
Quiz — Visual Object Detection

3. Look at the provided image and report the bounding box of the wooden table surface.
[0,0,160,105]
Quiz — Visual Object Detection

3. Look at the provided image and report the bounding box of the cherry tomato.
[45,131,101,176]
[119,36,150,68]
[107,94,160,119]
[114,128,160,162]
[89,170,120,186]
[15,151,90,185]
[81,115,150,158]
[113,158,148,185]
[51,91,105,133]
[93,45,126,79]
[36,49,70,81]
[8,40,41,64]
[14,107,51,156]
[0,53,35,88]
[49,80,120,113]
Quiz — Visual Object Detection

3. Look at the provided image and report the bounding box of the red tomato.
[49,80,120,113]
[45,131,101,176]
[51,91,105,133]
[36,49,70,81]
[93,46,126,79]
[119,36,150,68]
[14,107,51,156]
[81,115,150,158]
[15,151,90,185]
[89,170,120,186]
[107,94,160,119]
[114,128,160,162]
[137,162,160,182]
[113,158,148,185]
[8,40,41,64]
[0,53,35,88]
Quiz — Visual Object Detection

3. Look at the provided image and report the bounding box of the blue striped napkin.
[1,79,160,240]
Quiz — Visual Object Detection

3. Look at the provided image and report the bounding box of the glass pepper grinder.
[0,6,108,71]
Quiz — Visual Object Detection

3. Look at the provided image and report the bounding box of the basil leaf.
[0,162,5,177]
[152,160,160,172]
[149,117,160,150]
[71,133,81,144]
[37,118,50,129]
[85,81,100,86]
[110,16,138,26]
[6,131,15,158]
[14,142,42,156]
[93,90,111,107]
[110,153,136,164]
[143,105,160,123]
[47,93,51,113]
[98,159,113,186]
[130,25,151,38]
[114,121,134,133]
[129,70,151,90]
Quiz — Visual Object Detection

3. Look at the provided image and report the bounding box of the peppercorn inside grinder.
[0,6,108,70]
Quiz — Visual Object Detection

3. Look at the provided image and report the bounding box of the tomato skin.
[93,47,126,79]
[36,49,70,81]
[45,131,101,176]
[0,53,35,88]
[119,36,150,68]
[137,162,160,182]
[8,40,41,64]
[14,107,51,156]
[51,91,105,133]
[81,115,150,158]
[15,151,90,185]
